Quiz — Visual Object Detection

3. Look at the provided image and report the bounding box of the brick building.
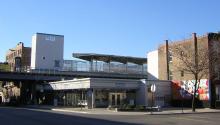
[4,42,31,104]
[158,33,209,81]
[6,42,31,71]
[148,32,220,108]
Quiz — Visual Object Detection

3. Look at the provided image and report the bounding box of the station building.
[36,53,171,108]
[38,78,171,108]
[2,32,173,108]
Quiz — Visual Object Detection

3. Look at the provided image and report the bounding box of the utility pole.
[192,33,198,112]
[166,40,170,80]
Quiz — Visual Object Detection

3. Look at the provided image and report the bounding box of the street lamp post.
[180,87,185,113]
[150,84,156,114]
[81,89,83,110]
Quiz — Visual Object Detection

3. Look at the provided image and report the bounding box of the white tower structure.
[147,50,159,80]
[31,33,64,70]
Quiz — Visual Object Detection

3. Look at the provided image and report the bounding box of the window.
[169,70,173,80]
[181,71,184,77]
[180,51,184,57]
[168,50,173,62]
[54,60,60,67]
[169,75,173,80]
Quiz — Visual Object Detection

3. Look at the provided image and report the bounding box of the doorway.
[109,93,124,106]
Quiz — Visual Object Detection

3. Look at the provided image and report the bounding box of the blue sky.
[1,0,220,62]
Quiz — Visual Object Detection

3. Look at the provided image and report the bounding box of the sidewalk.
[24,105,220,115]
[151,108,220,115]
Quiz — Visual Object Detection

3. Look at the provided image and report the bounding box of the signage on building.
[172,79,209,100]
[151,84,156,92]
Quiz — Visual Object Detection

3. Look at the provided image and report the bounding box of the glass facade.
[41,89,137,108]
[46,90,88,107]
[62,60,147,75]
[95,90,109,107]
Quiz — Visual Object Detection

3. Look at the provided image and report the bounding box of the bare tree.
[170,34,210,112]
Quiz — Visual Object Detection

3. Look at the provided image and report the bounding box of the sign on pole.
[151,84,156,92]
[150,84,156,114]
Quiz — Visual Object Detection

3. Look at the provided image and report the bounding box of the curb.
[24,106,52,110]
[146,111,220,115]
[52,108,88,114]
[16,106,220,116]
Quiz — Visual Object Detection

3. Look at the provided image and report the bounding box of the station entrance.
[109,93,125,106]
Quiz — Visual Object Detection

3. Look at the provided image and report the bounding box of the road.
[0,107,220,125]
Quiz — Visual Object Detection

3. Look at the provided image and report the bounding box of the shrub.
[135,105,146,110]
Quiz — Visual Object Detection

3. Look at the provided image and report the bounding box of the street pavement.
[25,105,220,115]
[1,106,220,125]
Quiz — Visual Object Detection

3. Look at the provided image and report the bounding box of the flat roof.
[36,32,64,37]
[72,53,147,65]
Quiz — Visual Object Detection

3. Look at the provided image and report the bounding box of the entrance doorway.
[109,93,124,106]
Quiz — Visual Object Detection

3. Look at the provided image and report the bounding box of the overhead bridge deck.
[0,70,148,81]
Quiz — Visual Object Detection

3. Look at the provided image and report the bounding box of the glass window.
[95,90,108,107]
[45,36,49,41]
[169,70,173,80]
[54,60,60,67]
[181,71,184,77]
[180,51,184,57]
[169,75,173,80]
[168,50,173,62]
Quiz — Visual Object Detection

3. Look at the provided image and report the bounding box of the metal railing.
[0,61,147,76]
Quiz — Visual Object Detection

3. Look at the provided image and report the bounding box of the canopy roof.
[72,53,147,65]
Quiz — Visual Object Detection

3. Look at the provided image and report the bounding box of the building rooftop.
[36,32,64,37]
[72,53,147,65]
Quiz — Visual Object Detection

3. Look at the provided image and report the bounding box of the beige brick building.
[6,42,31,71]
[156,32,220,108]
[158,33,209,81]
